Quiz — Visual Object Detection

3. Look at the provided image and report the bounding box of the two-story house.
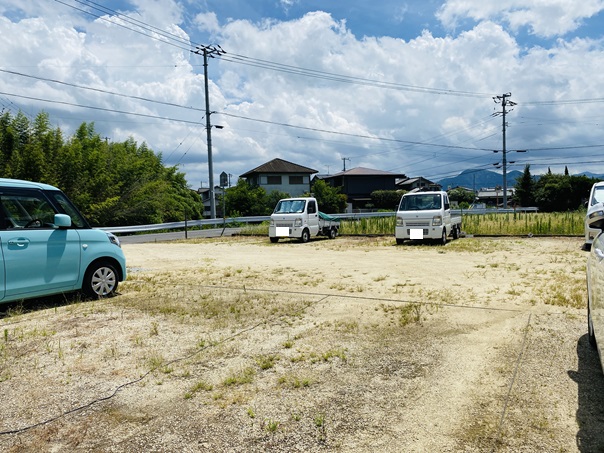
[240,158,317,197]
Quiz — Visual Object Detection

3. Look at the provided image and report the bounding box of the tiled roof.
[240,158,318,177]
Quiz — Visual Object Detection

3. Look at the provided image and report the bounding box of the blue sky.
[1,0,604,189]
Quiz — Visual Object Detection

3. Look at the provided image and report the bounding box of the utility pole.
[342,157,351,171]
[193,44,226,219]
[493,93,516,209]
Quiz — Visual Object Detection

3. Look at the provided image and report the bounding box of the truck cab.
[395,190,461,245]
[269,197,339,243]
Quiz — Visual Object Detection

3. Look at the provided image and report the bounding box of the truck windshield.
[274,199,306,214]
[592,186,604,206]
[399,194,442,211]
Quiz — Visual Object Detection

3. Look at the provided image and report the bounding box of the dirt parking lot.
[1,235,604,452]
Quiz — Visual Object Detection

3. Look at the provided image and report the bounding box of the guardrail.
[101,207,539,234]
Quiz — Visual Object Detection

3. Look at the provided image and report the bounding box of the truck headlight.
[270,219,275,226]
[432,215,442,226]
[396,217,404,227]
[294,218,303,227]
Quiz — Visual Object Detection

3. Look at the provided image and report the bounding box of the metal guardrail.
[101,207,539,234]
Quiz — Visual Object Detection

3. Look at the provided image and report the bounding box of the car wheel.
[440,229,447,245]
[83,261,119,298]
[270,237,279,243]
[329,228,337,239]
[396,238,404,245]
[300,229,310,243]
[452,226,459,240]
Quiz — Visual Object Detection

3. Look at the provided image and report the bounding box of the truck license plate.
[276,227,289,237]
[410,228,423,239]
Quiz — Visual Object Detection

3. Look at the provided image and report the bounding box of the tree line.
[0,111,201,226]
[2,111,598,227]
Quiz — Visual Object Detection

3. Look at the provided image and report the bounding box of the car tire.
[396,238,404,245]
[329,228,337,239]
[83,261,119,299]
[300,229,310,243]
[440,229,447,245]
[452,226,459,240]
[270,237,279,243]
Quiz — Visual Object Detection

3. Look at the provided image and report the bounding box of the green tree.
[370,190,403,210]
[307,179,347,213]
[447,187,475,205]
[225,178,269,216]
[513,164,536,207]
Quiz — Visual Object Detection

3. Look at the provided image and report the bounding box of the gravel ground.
[1,235,603,452]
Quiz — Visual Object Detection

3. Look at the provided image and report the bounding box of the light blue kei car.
[0,178,126,303]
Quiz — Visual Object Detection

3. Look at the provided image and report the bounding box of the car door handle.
[8,238,30,247]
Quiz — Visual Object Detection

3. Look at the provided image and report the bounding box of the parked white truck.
[395,190,462,245]
[269,197,340,243]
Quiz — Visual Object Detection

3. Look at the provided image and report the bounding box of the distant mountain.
[438,169,523,190]
[579,171,604,180]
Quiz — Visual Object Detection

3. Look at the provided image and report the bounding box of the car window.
[47,191,87,228]
[1,193,56,229]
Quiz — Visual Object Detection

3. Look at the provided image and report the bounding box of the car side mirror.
[54,213,72,228]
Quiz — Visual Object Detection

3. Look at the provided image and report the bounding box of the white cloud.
[1,1,603,191]
[437,0,604,37]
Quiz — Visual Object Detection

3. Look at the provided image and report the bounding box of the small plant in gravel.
[277,373,313,389]
[256,354,279,370]
[264,419,280,433]
[314,413,327,442]
[184,380,213,399]
[223,367,256,386]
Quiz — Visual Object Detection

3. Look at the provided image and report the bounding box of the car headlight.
[106,232,121,248]
[432,215,442,226]
[396,217,404,226]
[294,218,303,227]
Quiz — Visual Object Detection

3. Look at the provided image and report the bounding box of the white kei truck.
[395,190,462,245]
[269,197,340,243]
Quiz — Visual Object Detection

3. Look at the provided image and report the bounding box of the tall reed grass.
[241,211,586,237]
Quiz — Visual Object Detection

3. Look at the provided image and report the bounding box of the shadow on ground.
[568,334,604,452]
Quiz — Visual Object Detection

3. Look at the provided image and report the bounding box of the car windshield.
[274,199,306,214]
[592,186,604,206]
[399,194,442,211]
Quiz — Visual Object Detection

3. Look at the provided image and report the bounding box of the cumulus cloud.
[437,0,604,37]
[1,0,603,189]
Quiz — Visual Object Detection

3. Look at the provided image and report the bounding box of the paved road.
[117,227,242,244]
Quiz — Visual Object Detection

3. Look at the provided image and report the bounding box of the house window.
[289,175,304,185]
[267,175,282,185]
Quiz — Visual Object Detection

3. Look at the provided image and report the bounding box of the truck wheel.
[329,228,337,239]
[300,229,310,243]
[440,229,447,245]
[270,237,279,243]
[452,226,459,240]
[396,238,404,245]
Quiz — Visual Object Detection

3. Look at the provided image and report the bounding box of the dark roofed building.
[317,167,407,209]
[240,158,318,197]
[396,176,440,192]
